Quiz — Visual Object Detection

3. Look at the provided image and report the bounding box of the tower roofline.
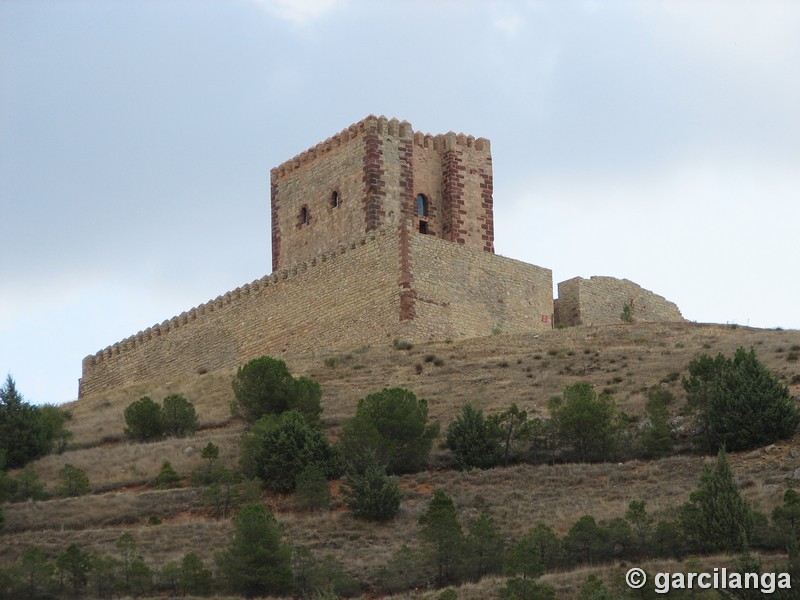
[270,114,490,182]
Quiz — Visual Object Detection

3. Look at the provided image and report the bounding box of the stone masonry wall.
[80,227,402,397]
[271,116,493,272]
[80,222,557,397]
[554,276,684,327]
[403,229,553,340]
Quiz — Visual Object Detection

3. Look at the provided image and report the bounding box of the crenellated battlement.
[81,226,393,373]
[270,115,494,271]
[270,115,489,182]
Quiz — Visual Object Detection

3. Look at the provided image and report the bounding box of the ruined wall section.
[554,276,684,327]
[80,227,402,397]
[403,229,553,341]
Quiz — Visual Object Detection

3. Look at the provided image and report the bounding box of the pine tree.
[419,489,464,586]
[295,463,331,512]
[465,513,504,579]
[154,460,182,489]
[215,504,293,597]
[180,552,213,596]
[680,448,753,553]
[445,404,500,469]
[683,348,800,452]
[55,464,90,497]
[338,387,439,474]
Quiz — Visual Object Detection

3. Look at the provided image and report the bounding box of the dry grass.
[2,487,208,533]
[62,369,240,448]
[24,428,244,493]
[4,322,800,598]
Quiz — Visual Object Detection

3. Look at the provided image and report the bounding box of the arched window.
[416,193,428,217]
[331,191,340,208]
[300,206,309,225]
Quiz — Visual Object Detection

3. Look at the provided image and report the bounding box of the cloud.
[493,13,525,38]
[245,0,346,25]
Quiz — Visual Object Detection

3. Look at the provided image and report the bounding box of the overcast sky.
[2,0,799,405]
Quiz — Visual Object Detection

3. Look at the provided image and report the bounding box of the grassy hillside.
[2,322,800,598]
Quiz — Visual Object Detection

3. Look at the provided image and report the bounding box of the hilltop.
[2,321,800,598]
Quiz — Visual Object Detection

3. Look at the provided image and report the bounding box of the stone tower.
[270,115,495,272]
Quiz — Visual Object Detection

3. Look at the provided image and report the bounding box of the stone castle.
[79,116,683,397]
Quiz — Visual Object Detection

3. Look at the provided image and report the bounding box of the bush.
[563,515,609,565]
[683,347,800,452]
[295,463,331,512]
[620,303,634,323]
[499,577,557,600]
[293,548,361,598]
[550,383,619,462]
[11,466,48,501]
[161,394,199,437]
[342,459,401,521]
[231,356,322,424]
[240,410,341,493]
[124,396,164,441]
[488,404,533,466]
[155,460,182,489]
[55,464,90,497]
[640,388,674,459]
[445,404,500,470]
[339,388,439,475]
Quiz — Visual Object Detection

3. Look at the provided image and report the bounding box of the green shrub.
[465,513,504,578]
[339,388,439,475]
[191,442,222,486]
[155,460,182,489]
[550,383,619,462]
[1,375,69,468]
[123,396,163,441]
[679,449,752,553]
[342,459,401,521]
[563,515,609,564]
[161,394,199,437]
[499,577,557,600]
[445,404,500,470]
[240,410,341,493]
[419,489,464,586]
[181,552,213,596]
[14,465,50,501]
[640,388,674,459]
[295,464,331,512]
[55,464,90,497]
[231,356,321,424]
[683,347,800,452]
[293,548,360,598]
[57,544,91,596]
[215,504,293,597]
[621,303,634,322]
